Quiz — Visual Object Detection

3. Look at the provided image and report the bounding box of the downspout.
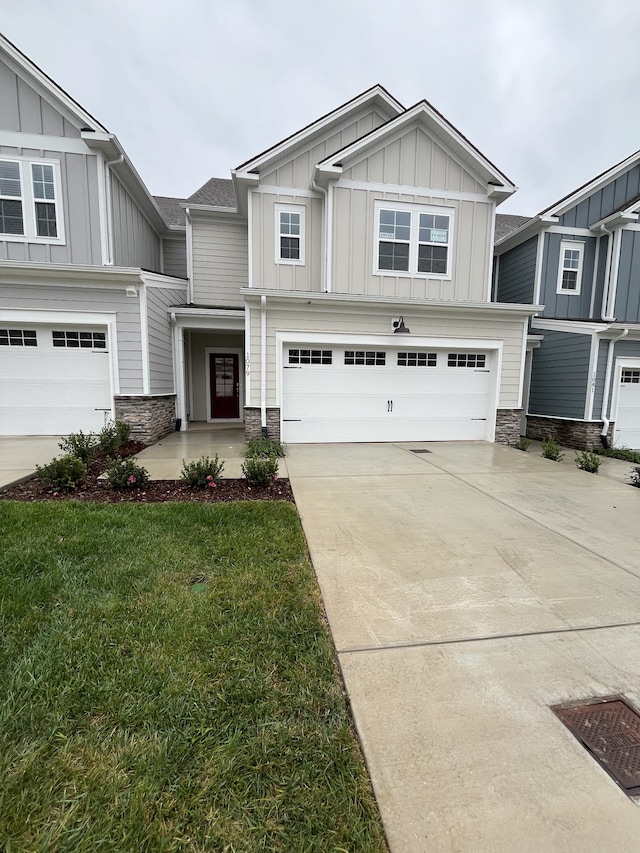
[104,154,124,265]
[311,180,328,292]
[260,294,268,437]
[600,328,628,445]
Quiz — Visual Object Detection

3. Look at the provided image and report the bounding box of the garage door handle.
[471,418,487,421]
[387,400,393,412]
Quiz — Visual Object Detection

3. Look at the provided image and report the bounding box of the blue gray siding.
[0,59,80,137]
[111,175,162,272]
[539,233,596,318]
[559,164,640,228]
[592,338,609,416]
[146,284,186,394]
[614,231,640,322]
[496,236,537,304]
[528,329,591,418]
[592,235,609,320]
[162,238,187,278]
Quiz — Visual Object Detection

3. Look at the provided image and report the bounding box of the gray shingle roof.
[495,213,531,242]
[153,196,186,228]
[187,178,236,208]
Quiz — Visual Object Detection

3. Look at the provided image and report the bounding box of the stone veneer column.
[494,408,522,445]
[114,395,177,445]
[243,407,281,441]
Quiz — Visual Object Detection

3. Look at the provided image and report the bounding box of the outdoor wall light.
[393,316,410,334]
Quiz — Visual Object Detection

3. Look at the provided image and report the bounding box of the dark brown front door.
[210,353,240,419]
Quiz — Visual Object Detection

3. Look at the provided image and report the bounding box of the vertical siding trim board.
[247,191,253,288]
[589,236,601,319]
[585,333,600,419]
[172,320,187,429]
[95,152,110,265]
[485,202,496,301]
[533,231,545,305]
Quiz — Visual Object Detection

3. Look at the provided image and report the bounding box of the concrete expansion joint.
[337,618,640,656]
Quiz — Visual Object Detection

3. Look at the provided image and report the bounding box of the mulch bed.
[0,441,294,504]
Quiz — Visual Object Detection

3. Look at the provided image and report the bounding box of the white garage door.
[0,325,112,435]
[614,367,640,449]
[282,345,495,443]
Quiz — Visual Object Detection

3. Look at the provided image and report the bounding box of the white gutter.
[104,154,124,265]
[260,294,267,435]
[600,327,629,441]
[311,179,329,292]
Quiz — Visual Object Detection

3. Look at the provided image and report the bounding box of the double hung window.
[557,241,584,294]
[0,158,63,242]
[376,202,452,277]
[275,204,305,265]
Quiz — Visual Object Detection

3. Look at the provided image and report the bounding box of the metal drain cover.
[554,697,640,795]
[410,449,432,454]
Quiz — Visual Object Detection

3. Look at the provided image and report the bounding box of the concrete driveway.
[286,441,640,852]
[0,435,64,489]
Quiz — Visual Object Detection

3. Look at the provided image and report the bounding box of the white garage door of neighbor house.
[0,325,112,435]
[282,345,495,443]
[614,367,640,449]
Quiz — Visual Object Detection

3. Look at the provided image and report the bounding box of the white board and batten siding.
[191,215,248,307]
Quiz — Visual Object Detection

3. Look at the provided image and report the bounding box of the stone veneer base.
[526,414,614,450]
[114,395,176,445]
[244,407,281,442]
[495,408,522,445]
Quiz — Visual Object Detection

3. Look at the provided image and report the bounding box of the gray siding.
[146,285,186,394]
[593,338,609,416]
[0,282,144,393]
[540,233,596,318]
[162,237,187,278]
[111,174,162,272]
[592,234,609,320]
[192,214,247,307]
[0,59,80,137]
[529,329,591,418]
[560,164,640,228]
[496,236,537,304]
[614,231,640,322]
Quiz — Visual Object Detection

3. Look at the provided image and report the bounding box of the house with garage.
[1,32,540,446]
[495,151,640,450]
[174,87,540,445]
[0,33,188,442]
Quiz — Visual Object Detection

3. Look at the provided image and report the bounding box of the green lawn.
[0,501,386,852]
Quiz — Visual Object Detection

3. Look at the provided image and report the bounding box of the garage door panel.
[615,370,640,449]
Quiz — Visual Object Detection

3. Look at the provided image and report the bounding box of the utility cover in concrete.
[554,698,640,796]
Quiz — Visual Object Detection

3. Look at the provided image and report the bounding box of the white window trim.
[0,156,65,245]
[556,240,584,295]
[275,203,305,266]
[374,199,454,280]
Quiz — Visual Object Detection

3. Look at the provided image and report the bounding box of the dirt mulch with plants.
[0,440,294,504]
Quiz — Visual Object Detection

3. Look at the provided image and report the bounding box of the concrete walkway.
[286,441,640,852]
[0,435,64,489]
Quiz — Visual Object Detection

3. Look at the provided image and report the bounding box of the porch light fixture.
[393,316,410,334]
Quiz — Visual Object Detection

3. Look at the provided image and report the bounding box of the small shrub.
[630,467,640,488]
[593,446,640,465]
[242,455,279,487]
[36,455,87,491]
[541,436,564,462]
[511,437,531,452]
[575,451,601,474]
[106,458,149,489]
[58,430,97,463]
[244,438,286,458]
[181,455,224,488]
[99,420,131,455]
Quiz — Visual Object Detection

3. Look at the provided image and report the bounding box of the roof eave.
[495,215,558,254]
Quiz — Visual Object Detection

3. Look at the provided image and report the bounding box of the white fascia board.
[185,204,241,216]
[140,271,188,290]
[495,216,559,254]
[0,34,107,132]
[0,260,143,288]
[312,163,343,186]
[170,308,245,332]
[241,288,541,317]
[531,317,609,335]
[0,130,93,155]
[589,210,639,231]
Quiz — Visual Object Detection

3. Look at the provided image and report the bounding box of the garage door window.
[52,330,106,349]
[288,349,332,365]
[397,352,437,367]
[621,369,640,384]
[0,328,37,347]
[345,351,386,366]
[448,353,486,368]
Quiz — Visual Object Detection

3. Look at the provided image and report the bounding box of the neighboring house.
[174,86,538,445]
[0,33,187,441]
[495,152,640,450]
[1,34,540,446]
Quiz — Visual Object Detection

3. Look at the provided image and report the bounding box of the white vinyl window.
[557,241,584,294]
[275,204,305,265]
[0,157,64,243]
[376,201,453,278]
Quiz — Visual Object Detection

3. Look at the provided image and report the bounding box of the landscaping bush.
[242,455,279,487]
[244,437,286,458]
[35,455,87,491]
[511,437,531,452]
[58,430,97,463]
[541,436,564,462]
[105,458,149,489]
[575,450,601,474]
[98,419,132,455]
[594,446,640,465]
[180,454,224,487]
[630,467,640,488]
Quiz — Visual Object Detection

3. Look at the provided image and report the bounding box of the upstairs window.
[275,204,305,265]
[557,241,584,294]
[376,202,452,277]
[0,158,63,243]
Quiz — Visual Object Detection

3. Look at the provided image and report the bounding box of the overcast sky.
[3,0,640,214]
